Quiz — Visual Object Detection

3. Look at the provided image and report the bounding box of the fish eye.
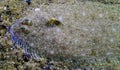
[21,19,32,26]
[20,26,30,35]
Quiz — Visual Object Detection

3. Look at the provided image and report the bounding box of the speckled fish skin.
[9,12,74,59]
[9,1,120,68]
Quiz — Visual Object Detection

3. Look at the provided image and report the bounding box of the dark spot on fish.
[46,18,62,27]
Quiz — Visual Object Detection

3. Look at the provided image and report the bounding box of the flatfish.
[9,11,77,59]
[9,2,120,68]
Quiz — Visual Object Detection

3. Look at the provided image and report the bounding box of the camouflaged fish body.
[9,2,120,68]
[9,12,73,59]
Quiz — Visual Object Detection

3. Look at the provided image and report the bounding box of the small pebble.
[26,0,31,5]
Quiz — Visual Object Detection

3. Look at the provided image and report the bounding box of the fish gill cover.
[9,1,120,68]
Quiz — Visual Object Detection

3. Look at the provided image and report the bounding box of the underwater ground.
[0,0,120,70]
